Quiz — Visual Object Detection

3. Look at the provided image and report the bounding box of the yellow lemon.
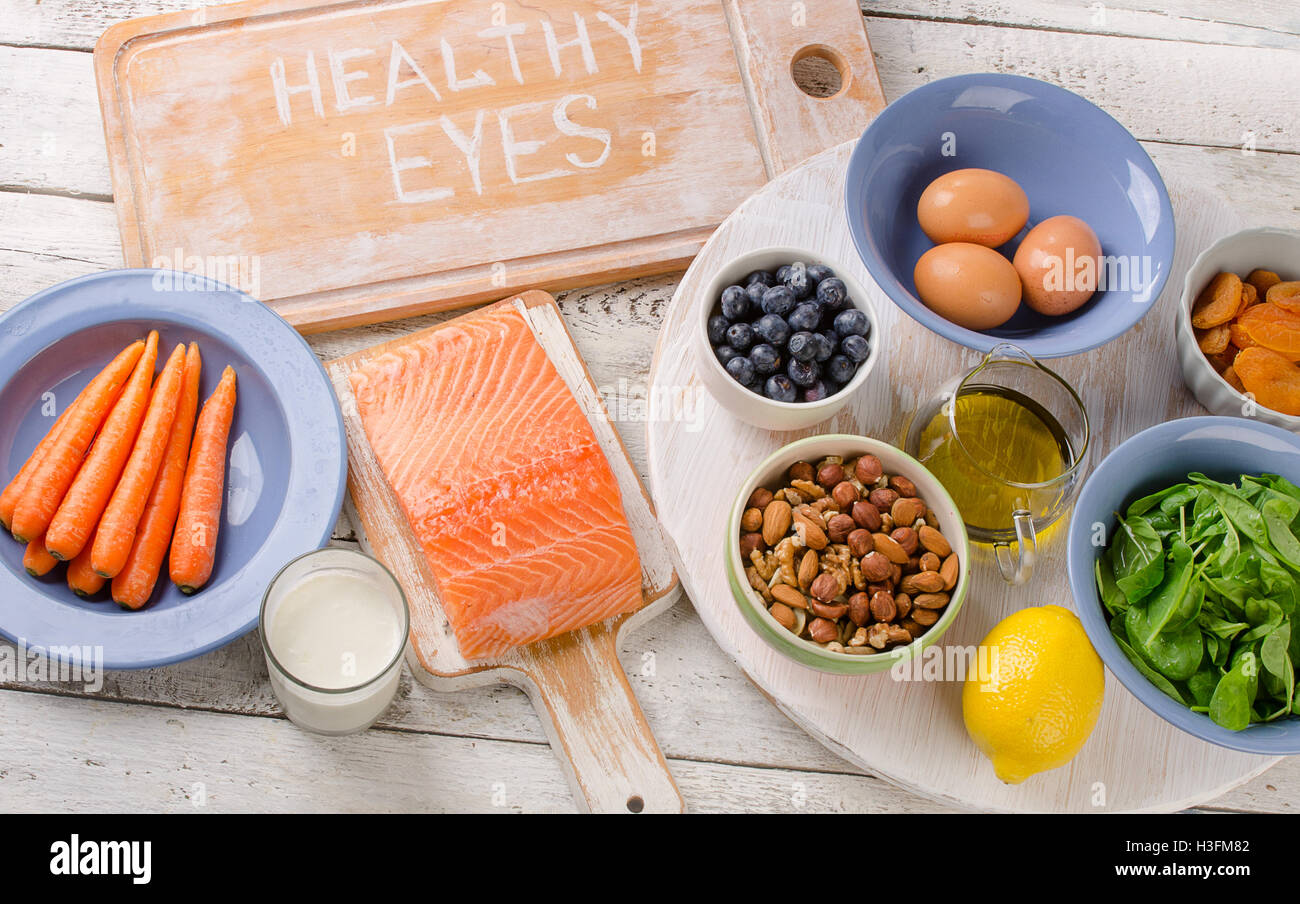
[962,605,1104,784]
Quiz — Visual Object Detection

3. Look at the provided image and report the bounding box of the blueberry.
[707,315,728,346]
[803,380,833,403]
[720,285,749,321]
[822,377,843,397]
[726,322,755,351]
[761,285,796,317]
[776,265,793,285]
[745,281,767,311]
[841,334,871,363]
[749,343,780,375]
[788,331,817,362]
[785,261,812,299]
[764,374,798,403]
[817,277,848,312]
[787,303,821,333]
[715,345,741,366]
[753,313,791,347]
[726,355,756,386]
[834,308,871,338]
[809,332,834,363]
[787,357,819,388]
[806,263,834,285]
[746,269,776,288]
[827,354,856,384]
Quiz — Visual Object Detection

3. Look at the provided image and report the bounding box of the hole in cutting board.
[626,795,645,813]
[791,45,848,99]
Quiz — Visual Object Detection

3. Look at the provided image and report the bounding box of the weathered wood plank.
[4,15,1299,200]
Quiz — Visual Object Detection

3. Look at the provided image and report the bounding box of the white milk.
[260,549,409,736]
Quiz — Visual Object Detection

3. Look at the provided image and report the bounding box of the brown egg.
[917,169,1030,247]
[914,243,1022,331]
[1013,215,1104,316]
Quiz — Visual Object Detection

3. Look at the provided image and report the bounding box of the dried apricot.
[1247,269,1282,299]
[1228,321,1259,351]
[1239,302,1300,358]
[1266,280,1300,314]
[1235,346,1300,416]
[1196,324,1231,355]
[1191,272,1243,328]
[1238,281,1258,315]
[1222,366,1246,394]
[1206,343,1239,374]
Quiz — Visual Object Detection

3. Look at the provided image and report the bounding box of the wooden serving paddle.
[327,291,682,812]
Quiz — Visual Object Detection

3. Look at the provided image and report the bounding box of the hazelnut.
[810,572,839,603]
[808,617,839,644]
[827,513,855,544]
[894,592,912,619]
[788,461,814,483]
[850,500,882,531]
[854,454,883,485]
[816,462,844,489]
[740,533,765,557]
[859,550,891,582]
[741,507,763,532]
[866,581,892,597]
[890,526,919,556]
[747,487,774,510]
[869,487,899,509]
[848,592,871,626]
[847,529,873,559]
[869,590,897,622]
[889,475,917,498]
[919,552,942,573]
[831,481,859,509]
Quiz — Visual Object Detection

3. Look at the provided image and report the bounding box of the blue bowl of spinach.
[1068,416,1300,753]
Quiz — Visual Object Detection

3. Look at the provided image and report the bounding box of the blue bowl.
[845,73,1175,358]
[0,270,347,669]
[1067,416,1300,754]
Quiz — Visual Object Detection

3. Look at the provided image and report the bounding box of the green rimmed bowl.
[727,434,972,674]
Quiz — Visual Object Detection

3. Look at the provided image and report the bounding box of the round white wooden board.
[646,140,1280,813]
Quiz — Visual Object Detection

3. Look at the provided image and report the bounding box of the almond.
[910,607,939,627]
[940,554,960,591]
[793,511,828,550]
[762,499,793,546]
[912,592,950,610]
[797,549,819,590]
[918,524,952,558]
[771,582,807,610]
[900,571,945,595]
[891,496,926,528]
[872,532,909,564]
[769,602,796,630]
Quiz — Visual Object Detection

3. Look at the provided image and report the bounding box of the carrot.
[169,364,236,594]
[92,343,186,578]
[67,526,106,598]
[0,393,85,532]
[44,331,159,561]
[9,339,145,543]
[23,534,59,577]
[113,344,202,610]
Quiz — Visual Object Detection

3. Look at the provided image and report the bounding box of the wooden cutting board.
[94,0,885,333]
[327,290,683,813]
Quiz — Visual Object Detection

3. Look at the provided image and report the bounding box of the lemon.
[962,605,1104,784]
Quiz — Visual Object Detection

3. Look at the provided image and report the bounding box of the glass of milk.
[260,548,409,736]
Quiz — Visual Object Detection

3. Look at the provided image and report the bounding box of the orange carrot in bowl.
[0,394,84,533]
[23,534,58,577]
[67,526,106,598]
[92,342,186,579]
[10,339,145,543]
[170,364,236,595]
[113,344,202,610]
[45,331,159,561]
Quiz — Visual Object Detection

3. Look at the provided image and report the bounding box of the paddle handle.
[518,622,684,814]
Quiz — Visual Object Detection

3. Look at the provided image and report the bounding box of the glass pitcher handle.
[993,510,1037,585]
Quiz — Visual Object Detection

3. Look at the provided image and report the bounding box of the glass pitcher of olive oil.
[905,344,1089,585]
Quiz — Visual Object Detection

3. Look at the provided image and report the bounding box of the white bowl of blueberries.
[696,247,880,430]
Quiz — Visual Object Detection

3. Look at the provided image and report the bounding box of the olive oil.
[916,385,1075,537]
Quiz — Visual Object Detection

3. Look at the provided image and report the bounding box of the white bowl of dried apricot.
[1177,227,1300,430]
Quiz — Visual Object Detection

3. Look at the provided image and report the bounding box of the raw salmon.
[349,305,643,659]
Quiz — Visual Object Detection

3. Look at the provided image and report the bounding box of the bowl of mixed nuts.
[727,434,970,673]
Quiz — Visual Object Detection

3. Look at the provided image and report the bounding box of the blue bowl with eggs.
[845,73,1176,358]
[1067,416,1300,754]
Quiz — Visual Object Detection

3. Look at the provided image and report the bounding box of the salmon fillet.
[349,305,643,660]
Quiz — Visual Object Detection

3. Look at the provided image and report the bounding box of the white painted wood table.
[1,0,1298,813]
